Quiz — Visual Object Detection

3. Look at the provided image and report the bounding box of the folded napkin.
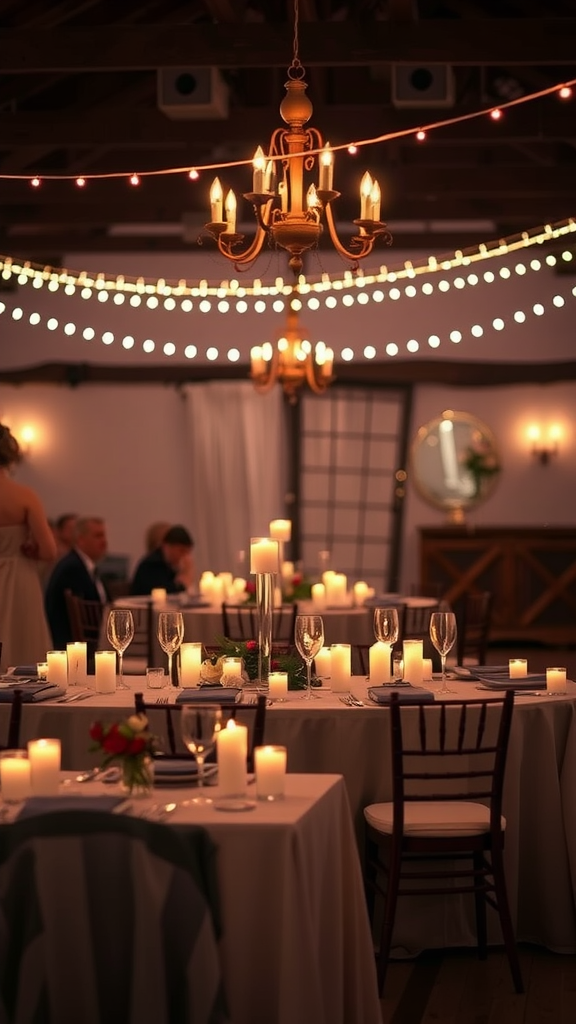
[154,757,197,776]
[17,795,125,819]
[175,687,242,705]
[453,664,510,680]
[475,674,547,690]
[0,684,65,703]
[368,684,435,704]
[6,665,39,677]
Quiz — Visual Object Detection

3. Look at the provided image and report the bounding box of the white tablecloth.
[6,676,576,954]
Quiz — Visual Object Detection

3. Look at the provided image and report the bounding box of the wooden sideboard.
[420,526,576,644]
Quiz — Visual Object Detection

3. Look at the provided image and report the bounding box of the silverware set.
[155,695,170,704]
[338,693,365,707]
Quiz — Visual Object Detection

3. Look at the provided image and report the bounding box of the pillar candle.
[326,573,347,606]
[210,577,225,606]
[221,657,244,685]
[369,641,392,683]
[180,642,203,687]
[218,572,233,597]
[216,719,247,797]
[546,667,567,694]
[311,583,326,609]
[269,519,291,542]
[250,537,280,574]
[47,650,68,690]
[353,581,369,606]
[199,572,215,598]
[66,641,87,686]
[0,755,31,801]
[281,561,295,584]
[422,658,433,681]
[403,639,424,687]
[151,588,167,606]
[509,659,528,678]
[269,671,288,699]
[254,745,287,800]
[95,650,116,693]
[330,644,351,692]
[27,739,61,796]
[314,646,331,678]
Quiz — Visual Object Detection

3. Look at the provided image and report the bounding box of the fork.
[155,695,169,704]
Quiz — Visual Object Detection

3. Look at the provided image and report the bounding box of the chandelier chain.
[288,0,305,80]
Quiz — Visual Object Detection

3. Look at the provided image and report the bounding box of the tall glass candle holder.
[250,537,280,691]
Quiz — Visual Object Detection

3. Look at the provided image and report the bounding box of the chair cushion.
[364,800,506,837]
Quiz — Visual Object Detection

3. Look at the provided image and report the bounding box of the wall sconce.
[18,425,36,457]
[526,424,562,465]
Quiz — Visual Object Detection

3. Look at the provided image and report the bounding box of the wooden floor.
[383,945,576,1024]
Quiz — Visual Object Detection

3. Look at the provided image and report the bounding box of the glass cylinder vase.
[256,572,274,692]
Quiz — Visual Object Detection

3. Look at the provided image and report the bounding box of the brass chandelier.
[250,296,334,403]
[205,0,392,278]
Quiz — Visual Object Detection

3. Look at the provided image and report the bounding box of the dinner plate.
[153,760,218,786]
[213,798,256,812]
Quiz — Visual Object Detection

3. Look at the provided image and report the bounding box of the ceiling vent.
[157,68,229,120]
[392,65,455,108]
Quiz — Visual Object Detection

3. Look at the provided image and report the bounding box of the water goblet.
[180,704,223,805]
[106,609,134,691]
[157,611,184,687]
[429,611,457,694]
[295,614,324,701]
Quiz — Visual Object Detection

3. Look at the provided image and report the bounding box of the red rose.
[127,736,146,756]
[89,721,104,743]
[271,659,280,671]
[245,581,256,595]
[102,725,129,755]
[246,640,257,651]
[292,574,303,586]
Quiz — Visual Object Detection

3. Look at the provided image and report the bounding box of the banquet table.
[5,674,576,956]
[1,772,382,1024]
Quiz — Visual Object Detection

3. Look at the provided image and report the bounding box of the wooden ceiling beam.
[0,20,575,71]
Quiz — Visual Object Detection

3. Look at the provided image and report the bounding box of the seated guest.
[130,524,195,595]
[44,516,108,651]
[144,520,170,554]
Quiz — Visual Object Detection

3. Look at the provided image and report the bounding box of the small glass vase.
[120,755,154,798]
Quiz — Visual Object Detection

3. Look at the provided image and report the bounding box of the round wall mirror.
[410,410,501,522]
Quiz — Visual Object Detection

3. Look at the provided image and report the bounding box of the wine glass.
[106,609,134,691]
[429,611,457,694]
[180,704,223,804]
[157,611,184,687]
[295,614,324,701]
[373,607,399,685]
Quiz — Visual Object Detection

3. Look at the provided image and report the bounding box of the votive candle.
[250,537,280,575]
[254,745,287,801]
[151,588,167,605]
[509,659,528,678]
[422,658,433,681]
[27,739,61,796]
[269,671,288,699]
[180,642,203,687]
[546,667,567,694]
[0,754,31,801]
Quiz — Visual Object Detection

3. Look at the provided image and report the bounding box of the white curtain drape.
[182,382,287,575]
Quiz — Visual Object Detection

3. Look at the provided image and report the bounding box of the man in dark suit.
[44,516,108,652]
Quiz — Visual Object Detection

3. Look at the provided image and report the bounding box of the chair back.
[0,688,23,751]
[222,602,297,643]
[389,690,514,836]
[65,589,103,645]
[0,811,228,1024]
[114,601,155,670]
[134,693,267,773]
[400,601,439,640]
[456,591,493,665]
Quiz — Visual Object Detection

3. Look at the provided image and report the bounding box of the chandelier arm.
[322,202,375,262]
[251,345,279,395]
[215,208,272,267]
[304,355,329,395]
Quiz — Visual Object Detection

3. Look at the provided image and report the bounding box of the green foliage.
[211,635,309,690]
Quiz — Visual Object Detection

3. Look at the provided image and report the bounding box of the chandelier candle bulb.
[509,659,528,678]
[224,189,237,233]
[27,739,61,797]
[330,644,352,692]
[311,583,326,609]
[254,745,287,801]
[95,650,116,693]
[250,537,280,575]
[180,642,203,687]
[319,144,334,191]
[314,646,331,679]
[46,650,68,689]
[216,719,248,798]
[546,667,567,694]
[66,641,87,686]
[252,146,266,193]
[209,177,223,222]
[269,672,288,699]
[360,172,373,219]
[403,639,424,687]
[370,641,392,684]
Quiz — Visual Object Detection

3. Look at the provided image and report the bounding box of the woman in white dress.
[0,424,56,672]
